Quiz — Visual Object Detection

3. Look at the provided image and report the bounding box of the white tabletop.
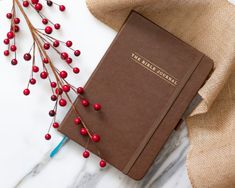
[0,1,191,187]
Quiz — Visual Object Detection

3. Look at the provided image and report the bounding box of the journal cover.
[59,11,214,180]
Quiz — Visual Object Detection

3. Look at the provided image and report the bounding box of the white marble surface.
[0,1,191,187]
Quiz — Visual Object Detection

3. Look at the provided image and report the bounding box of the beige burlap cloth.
[86,0,235,187]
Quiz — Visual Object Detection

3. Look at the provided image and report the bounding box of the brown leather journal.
[59,11,214,180]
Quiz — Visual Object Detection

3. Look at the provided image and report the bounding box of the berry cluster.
[3,0,106,168]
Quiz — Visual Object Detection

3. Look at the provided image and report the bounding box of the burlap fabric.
[86,0,235,187]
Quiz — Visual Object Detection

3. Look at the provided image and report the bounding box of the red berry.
[42,18,48,25]
[83,151,90,158]
[54,23,60,30]
[43,43,50,50]
[10,45,17,52]
[40,71,48,79]
[29,78,36,85]
[73,67,80,74]
[99,160,106,168]
[43,58,49,64]
[59,98,67,107]
[55,88,63,95]
[66,57,72,64]
[59,70,67,78]
[11,59,18,65]
[23,1,29,7]
[77,87,84,94]
[81,99,89,107]
[6,13,12,19]
[35,3,43,11]
[15,25,20,32]
[59,5,66,11]
[14,18,20,24]
[49,110,56,117]
[60,52,68,60]
[23,88,30,96]
[74,50,81,56]
[80,128,88,136]
[32,66,39,73]
[47,0,53,6]
[12,25,20,32]
[66,40,72,47]
[93,104,101,111]
[53,40,60,47]
[3,38,9,45]
[45,26,53,34]
[50,82,57,88]
[7,31,14,39]
[31,0,39,4]
[92,134,100,142]
[50,94,57,101]
[53,122,59,128]
[62,85,70,92]
[4,50,9,56]
[45,133,51,140]
[74,117,81,125]
[24,53,31,61]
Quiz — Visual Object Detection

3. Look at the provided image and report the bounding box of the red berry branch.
[3,0,106,168]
